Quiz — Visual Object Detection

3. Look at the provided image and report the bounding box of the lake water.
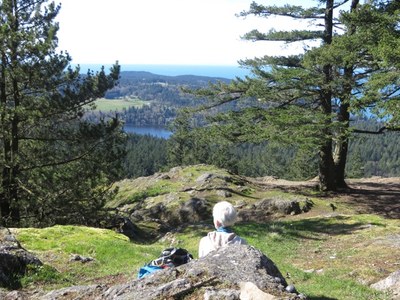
[124,125,172,139]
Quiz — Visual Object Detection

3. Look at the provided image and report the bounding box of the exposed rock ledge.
[0,227,42,289]
[7,244,306,300]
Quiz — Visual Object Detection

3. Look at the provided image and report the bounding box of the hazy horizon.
[74,63,251,79]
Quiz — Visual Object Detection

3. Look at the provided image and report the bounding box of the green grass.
[233,215,398,300]
[107,179,179,208]
[91,98,150,112]
[11,165,399,298]
[13,212,399,299]
[15,226,165,289]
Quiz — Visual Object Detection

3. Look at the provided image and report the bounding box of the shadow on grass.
[344,181,400,219]
[307,296,338,300]
[251,178,400,220]
[236,215,384,241]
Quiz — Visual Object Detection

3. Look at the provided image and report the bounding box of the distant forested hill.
[91,71,399,179]
[90,71,231,127]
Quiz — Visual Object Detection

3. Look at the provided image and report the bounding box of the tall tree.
[178,0,399,191]
[0,0,125,226]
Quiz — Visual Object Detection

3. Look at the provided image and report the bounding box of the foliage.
[170,0,400,191]
[0,0,126,226]
[123,133,168,178]
[85,71,231,127]
[347,120,400,177]
[120,117,399,181]
[90,77,400,181]
[105,71,229,104]
[165,119,399,180]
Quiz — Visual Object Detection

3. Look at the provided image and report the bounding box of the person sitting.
[198,201,246,258]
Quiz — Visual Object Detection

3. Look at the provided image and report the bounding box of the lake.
[124,124,172,139]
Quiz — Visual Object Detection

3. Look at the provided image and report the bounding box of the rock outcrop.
[0,227,42,289]
[370,270,400,299]
[108,165,314,241]
[34,244,305,300]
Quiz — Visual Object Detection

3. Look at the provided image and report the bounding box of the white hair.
[212,201,237,227]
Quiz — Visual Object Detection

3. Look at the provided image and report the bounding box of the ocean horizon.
[73,64,250,79]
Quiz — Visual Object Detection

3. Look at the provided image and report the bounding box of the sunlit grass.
[232,215,398,300]
[90,98,150,112]
[107,179,180,208]
[15,226,164,289]
[14,212,399,299]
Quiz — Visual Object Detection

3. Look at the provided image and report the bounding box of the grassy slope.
[12,166,400,299]
[14,216,398,299]
[91,98,150,112]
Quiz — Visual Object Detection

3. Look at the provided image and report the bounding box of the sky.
[56,0,318,66]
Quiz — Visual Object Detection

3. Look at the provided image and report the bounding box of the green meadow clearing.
[91,98,150,111]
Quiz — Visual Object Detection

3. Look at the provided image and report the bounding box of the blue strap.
[217,227,233,233]
[137,264,163,279]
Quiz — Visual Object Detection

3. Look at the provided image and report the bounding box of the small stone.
[298,293,308,299]
[69,254,94,263]
[285,284,297,293]
[273,276,282,283]
[216,190,232,198]
[304,269,315,273]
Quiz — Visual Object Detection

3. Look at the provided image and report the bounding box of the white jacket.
[198,231,247,258]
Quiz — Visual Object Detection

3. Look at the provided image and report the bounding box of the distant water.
[74,64,250,79]
[124,125,172,139]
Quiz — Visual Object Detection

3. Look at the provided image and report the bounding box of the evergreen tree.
[124,134,168,178]
[178,0,399,191]
[0,0,125,226]
[346,149,364,178]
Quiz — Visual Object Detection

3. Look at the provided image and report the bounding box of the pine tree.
[0,0,125,226]
[180,0,399,191]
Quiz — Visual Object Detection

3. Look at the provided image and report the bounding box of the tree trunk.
[10,74,21,224]
[1,169,12,226]
[318,0,336,191]
[0,52,12,225]
[0,1,21,225]
[333,103,350,189]
[319,140,336,191]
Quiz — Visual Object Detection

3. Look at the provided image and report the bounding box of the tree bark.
[0,52,12,225]
[319,139,336,191]
[318,0,336,191]
[0,1,21,225]
[333,102,350,189]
